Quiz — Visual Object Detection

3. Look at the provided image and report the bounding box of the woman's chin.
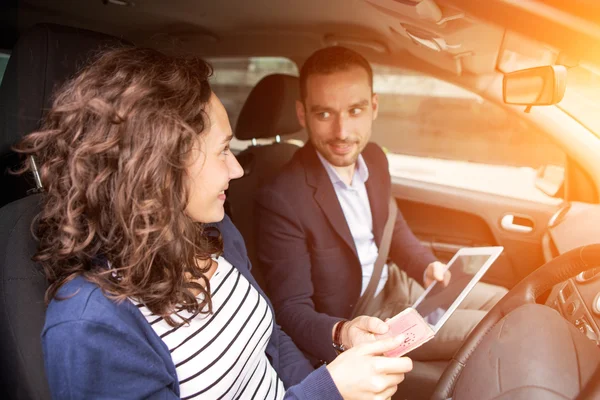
[205,208,225,224]
[188,206,225,224]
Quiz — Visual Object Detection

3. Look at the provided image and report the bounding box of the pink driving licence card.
[376,307,435,358]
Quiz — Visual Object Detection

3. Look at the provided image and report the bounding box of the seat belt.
[352,197,397,318]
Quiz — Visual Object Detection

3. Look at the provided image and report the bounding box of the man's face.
[297,66,378,167]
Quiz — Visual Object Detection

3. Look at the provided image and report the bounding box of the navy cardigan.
[42,215,342,399]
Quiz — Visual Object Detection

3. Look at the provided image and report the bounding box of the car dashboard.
[543,201,600,345]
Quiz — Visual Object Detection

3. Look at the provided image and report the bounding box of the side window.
[208,57,299,152]
[0,52,9,85]
[371,65,566,204]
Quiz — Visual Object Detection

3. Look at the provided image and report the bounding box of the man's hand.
[326,335,413,400]
[334,316,390,349]
[424,261,451,289]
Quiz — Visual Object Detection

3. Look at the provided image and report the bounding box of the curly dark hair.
[15,47,222,326]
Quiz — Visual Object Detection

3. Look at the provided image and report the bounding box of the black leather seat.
[0,23,129,208]
[0,23,129,400]
[228,73,305,290]
[0,194,47,400]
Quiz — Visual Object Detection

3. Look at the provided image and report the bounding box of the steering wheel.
[431,244,600,400]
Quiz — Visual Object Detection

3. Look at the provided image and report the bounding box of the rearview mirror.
[503,65,567,106]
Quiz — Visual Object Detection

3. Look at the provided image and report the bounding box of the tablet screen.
[413,253,495,331]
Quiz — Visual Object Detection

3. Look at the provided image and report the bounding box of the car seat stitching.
[488,384,570,400]
[568,323,583,390]
[496,357,502,394]
[495,317,509,394]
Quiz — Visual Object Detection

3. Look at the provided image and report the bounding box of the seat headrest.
[235,73,302,141]
[0,23,130,157]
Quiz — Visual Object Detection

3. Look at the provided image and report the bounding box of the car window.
[0,52,9,85]
[208,57,299,152]
[371,64,566,204]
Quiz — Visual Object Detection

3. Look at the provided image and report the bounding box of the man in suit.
[255,46,507,364]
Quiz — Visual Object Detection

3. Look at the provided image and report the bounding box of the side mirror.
[535,164,565,197]
[503,65,567,106]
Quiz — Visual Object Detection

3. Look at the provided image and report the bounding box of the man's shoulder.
[257,141,388,199]
[259,144,310,193]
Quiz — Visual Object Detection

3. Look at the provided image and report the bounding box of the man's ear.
[371,93,379,121]
[296,100,307,129]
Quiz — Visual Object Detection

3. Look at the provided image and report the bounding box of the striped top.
[131,256,284,399]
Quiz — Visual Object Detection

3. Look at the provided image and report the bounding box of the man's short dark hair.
[299,46,373,101]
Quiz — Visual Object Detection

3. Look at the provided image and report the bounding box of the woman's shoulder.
[43,275,137,334]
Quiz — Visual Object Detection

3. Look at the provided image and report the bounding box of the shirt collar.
[316,150,369,188]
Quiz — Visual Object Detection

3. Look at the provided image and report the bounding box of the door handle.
[500,214,534,233]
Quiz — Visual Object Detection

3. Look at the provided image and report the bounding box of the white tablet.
[412,246,504,333]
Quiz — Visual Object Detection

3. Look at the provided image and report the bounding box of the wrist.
[341,320,351,347]
[332,320,348,353]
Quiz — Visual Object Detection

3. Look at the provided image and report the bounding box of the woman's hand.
[326,335,413,400]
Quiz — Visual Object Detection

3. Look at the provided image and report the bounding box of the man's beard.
[326,140,359,166]
[316,139,360,167]
[305,122,362,167]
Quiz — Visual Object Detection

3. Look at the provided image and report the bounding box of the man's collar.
[316,150,369,187]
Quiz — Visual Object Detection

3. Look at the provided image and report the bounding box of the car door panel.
[392,176,560,288]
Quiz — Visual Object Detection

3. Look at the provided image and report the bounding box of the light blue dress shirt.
[317,152,388,296]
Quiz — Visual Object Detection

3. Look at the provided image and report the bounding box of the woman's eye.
[221,146,230,155]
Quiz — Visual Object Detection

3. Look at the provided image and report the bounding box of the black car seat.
[227,74,305,290]
[0,194,46,400]
[0,23,130,400]
[0,23,129,208]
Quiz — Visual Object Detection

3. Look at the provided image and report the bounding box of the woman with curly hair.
[16,47,412,399]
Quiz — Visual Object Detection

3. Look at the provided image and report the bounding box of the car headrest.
[0,23,130,156]
[0,23,131,207]
[235,73,302,141]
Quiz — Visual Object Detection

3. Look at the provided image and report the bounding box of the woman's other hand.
[326,334,413,400]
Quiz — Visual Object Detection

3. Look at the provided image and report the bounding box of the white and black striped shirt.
[131,256,284,399]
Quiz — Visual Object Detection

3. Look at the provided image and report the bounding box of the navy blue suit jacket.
[42,215,341,399]
[255,142,436,363]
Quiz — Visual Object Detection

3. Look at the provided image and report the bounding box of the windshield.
[498,32,600,137]
[559,64,600,135]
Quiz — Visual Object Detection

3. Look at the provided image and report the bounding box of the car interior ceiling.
[3,1,600,399]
